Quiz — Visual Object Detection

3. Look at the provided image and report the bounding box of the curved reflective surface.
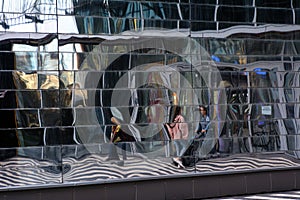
[0,0,300,189]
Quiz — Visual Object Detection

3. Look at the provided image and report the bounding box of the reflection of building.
[1,1,300,198]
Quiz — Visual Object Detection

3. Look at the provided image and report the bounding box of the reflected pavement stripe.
[218,191,300,200]
[272,193,300,198]
[244,196,291,200]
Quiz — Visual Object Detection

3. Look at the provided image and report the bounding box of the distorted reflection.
[0,0,300,188]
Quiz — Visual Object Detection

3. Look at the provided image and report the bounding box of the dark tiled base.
[1,167,300,200]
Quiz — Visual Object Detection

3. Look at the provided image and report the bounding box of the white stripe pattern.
[0,153,300,188]
[219,191,300,199]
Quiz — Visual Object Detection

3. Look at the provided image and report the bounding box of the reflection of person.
[196,105,210,137]
[172,105,210,168]
[106,117,135,166]
[166,106,188,168]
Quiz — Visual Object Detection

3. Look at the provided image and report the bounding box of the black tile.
[3,190,41,200]
[194,176,221,199]
[106,182,136,200]
[165,178,194,200]
[271,170,296,191]
[219,174,246,196]
[74,185,106,200]
[136,180,165,200]
[245,172,271,194]
[41,187,73,200]
[295,170,300,189]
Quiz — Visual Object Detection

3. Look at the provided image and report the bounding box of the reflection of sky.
[0,1,76,32]
[2,1,300,36]
[2,16,78,34]
[13,45,38,71]
[13,39,82,71]
[8,2,81,71]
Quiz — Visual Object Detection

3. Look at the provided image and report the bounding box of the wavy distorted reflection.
[0,0,300,189]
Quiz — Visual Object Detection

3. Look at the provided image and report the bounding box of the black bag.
[180,137,202,167]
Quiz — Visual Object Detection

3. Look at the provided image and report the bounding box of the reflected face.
[199,107,206,115]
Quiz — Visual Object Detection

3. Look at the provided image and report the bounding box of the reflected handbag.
[111,125,135,143]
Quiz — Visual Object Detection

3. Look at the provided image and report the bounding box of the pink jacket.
[166,115,188,140]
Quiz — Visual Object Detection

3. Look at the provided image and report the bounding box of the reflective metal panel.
[0,0,300,189]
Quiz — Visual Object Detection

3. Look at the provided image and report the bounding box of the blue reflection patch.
[254,68,267,75]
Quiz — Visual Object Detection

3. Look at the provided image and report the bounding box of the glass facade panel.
[191,4,215,21]
[217,6,254,23]
[0,0,300,189]
[256,8,293,24]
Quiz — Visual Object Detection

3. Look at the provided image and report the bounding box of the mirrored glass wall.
[0,0,300,188]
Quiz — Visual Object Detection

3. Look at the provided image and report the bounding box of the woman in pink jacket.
[166,106,189,168]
